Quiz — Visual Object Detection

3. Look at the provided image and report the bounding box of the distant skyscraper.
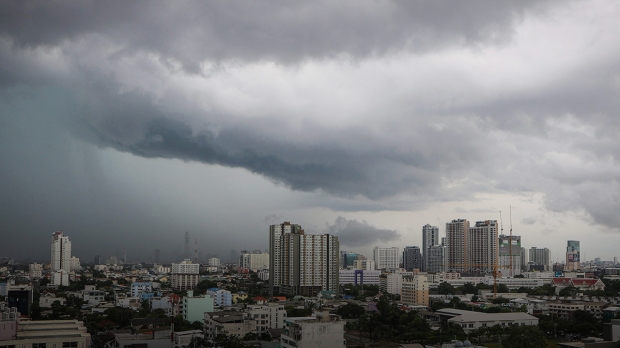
[154,249,160,264]
[529,247,550,270]
[51,231,71,286]
[426,245,445,273]
[269,222,339,297]
[468,220,498,274]
[445,219,469,272]
[373,246,400,270]
[402,246,423,271]
[184,231,190,260]
[566,240,580,271]
[422,224,439,271]
[94,254,101,265]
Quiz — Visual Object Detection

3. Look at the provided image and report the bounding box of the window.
[63,343,78,348]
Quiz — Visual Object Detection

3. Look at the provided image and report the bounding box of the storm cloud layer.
[1,1,620,260]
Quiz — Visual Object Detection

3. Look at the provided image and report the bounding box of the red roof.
[273,296,287,301]
[254,296,267,301]
[573,279,599,286]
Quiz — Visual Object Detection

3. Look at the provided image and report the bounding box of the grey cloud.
[521,217,536,225]
[326,216,401,247]
[0,1,556,69]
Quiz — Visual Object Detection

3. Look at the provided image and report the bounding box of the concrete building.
[373,246,400,270]
[182,290,214,323]
[354,258,375,271]
[39,293,67,308]
[401,276,429,307]
[403,246,423,272]
[340,251,359,269]
[499,234,521,276]
[239,250,250,271]
[281,311,345,348]
[204,311,254,340]
[131,281,160,299]
[339,270,381,286]
[0,320,91,348]
[422,224,440,271]
[446,219,470,272]
[206,288,232,307]
[171,260,200,290]
[246,303,288,334]
[426,245,445,273]
[270,222,339,297]
[29,263,43,279]
[529,247,551,271]
[566,240,581,271]
[249,252,269,270]
[208,257,220,267]
[70,256,81,271]
[468,220,498,274]
[51,231,71,286]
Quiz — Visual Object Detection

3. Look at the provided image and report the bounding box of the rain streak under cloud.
[1,0,620,261]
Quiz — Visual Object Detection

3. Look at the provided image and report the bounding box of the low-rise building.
[181,290,214,323]
[246,303,287,334]
[0,320,91,348]
[204,311,255,340]
[39,293,67,308]
[437,309,538,332]
[281,311,345,348]
[401,276,429,306]
[206,288,232,307]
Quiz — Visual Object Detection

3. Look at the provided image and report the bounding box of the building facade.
[171,260,200,290]
[269,222,339,297]
[422,224,440,271]
[51,231,71,286]
[373,246,400,270]
[426,245,445,273]
[403,246,423,272]
[468,220,498,274]
[566,240,580,271]
[445,219,470,272]
[499,234,521,276]
[401,276,429,307]
[529,247,551,271]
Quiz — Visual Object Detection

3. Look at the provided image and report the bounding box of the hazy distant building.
[154,249,160,264]
[373,246,400,270]
[50,231,71,286]
[29,263,42,279]
[171,259,200,290]
[94,255,101,265]
[239,250,250,270]
[269,222,339,297]
[340,251,359,269]
[445,219,469,272]
[422,224,440,271]
[403,246,423,272]
[249,252,269,270]
[529,247,551,271]
[566,240,580,271]
[426,245,445,273]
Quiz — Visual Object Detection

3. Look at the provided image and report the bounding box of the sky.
[1,1,620,264]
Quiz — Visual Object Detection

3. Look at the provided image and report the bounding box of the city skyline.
[2,2,620,261]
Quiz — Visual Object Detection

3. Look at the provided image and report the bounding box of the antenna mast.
[509,205,513,277]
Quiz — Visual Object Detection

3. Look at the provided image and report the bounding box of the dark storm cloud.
[0,0,555,69]
[326,216,401,247]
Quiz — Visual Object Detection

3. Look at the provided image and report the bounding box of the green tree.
[497,284,510,293]
[336,303,366,319]
[461,282,478,295]
[503,325,547,348]
[437,282,455,295]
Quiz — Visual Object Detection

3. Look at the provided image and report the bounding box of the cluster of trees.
[341,284,380,300]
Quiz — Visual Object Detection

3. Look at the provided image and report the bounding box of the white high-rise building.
[51,231,71,271]
[373,246,400,270]
[51,231,71,286]
[422,224,439,271]
[249,252,269,270]
[269,222,339,297]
